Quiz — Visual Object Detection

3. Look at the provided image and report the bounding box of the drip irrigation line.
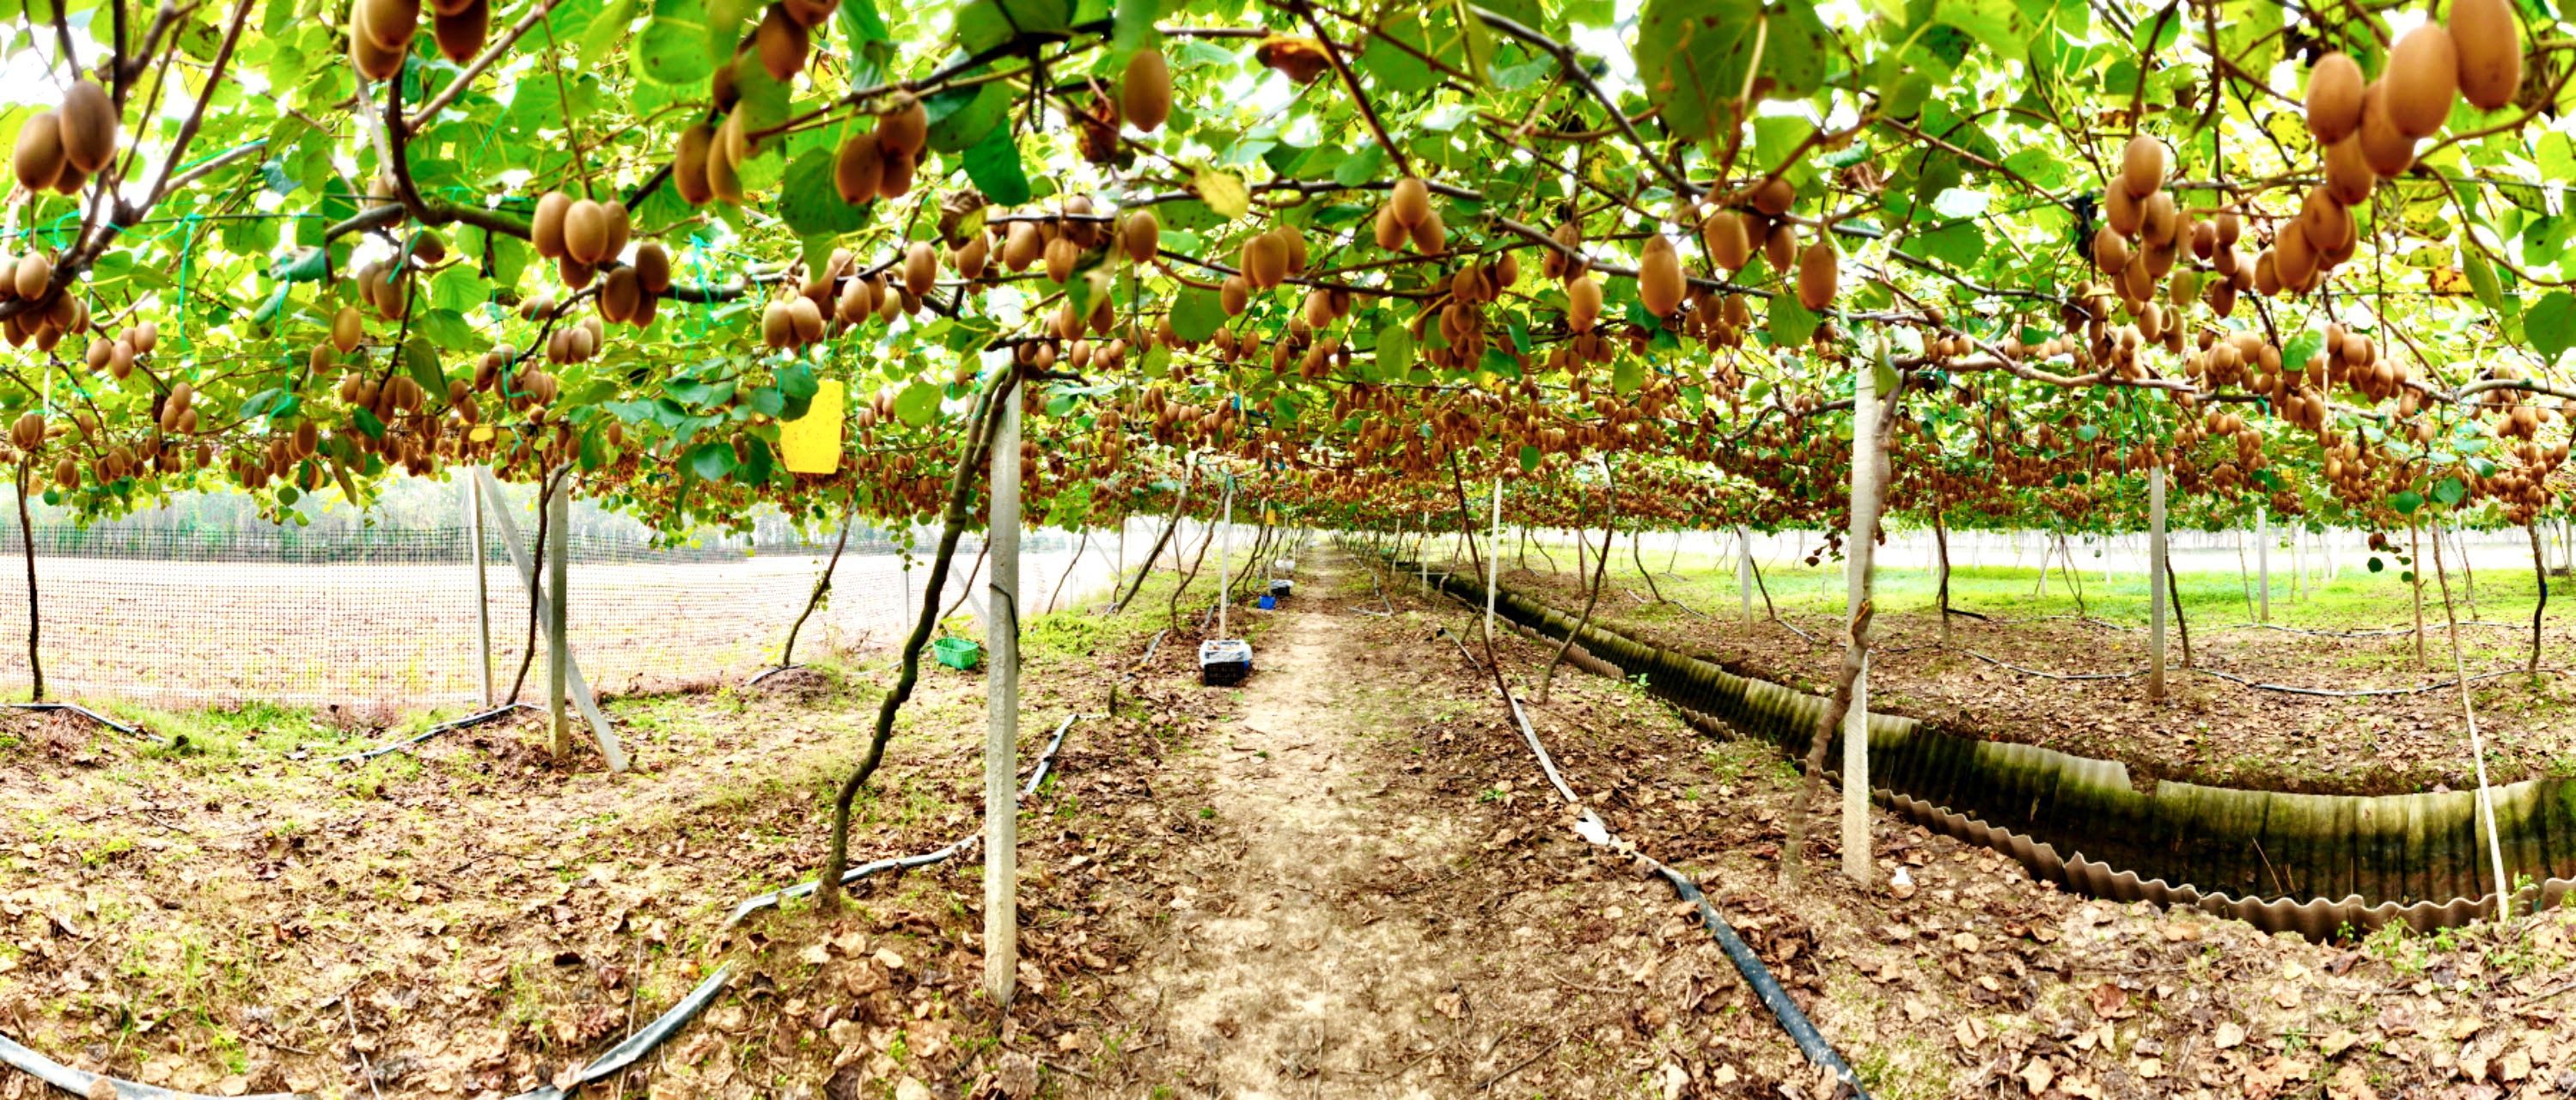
[1386,546,1867,1095]
[0,1031,312,1099]
[1963,651,2144,681]
[503,964,736,1100]
[2192,666,2567,698]
[7,701,141,735]
[746,663,806,686]
[319,703,543,765]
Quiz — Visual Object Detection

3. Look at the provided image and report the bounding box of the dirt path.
[1126,556,1478,1096]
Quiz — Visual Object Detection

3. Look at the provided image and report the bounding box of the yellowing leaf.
[1196,168,1250,220]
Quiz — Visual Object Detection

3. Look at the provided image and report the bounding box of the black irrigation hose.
[1963,651,2144,681]
[319,704,545,765]
[7,701,141,736]
[1381,547,1869,1096]
[2193,665,2567,698]
[746,663,806,686]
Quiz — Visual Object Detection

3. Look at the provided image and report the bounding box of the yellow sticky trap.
[468,425,494,443]
[781,378,845,474]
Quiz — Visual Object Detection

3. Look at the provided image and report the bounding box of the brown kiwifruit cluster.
[1371,177,1445,256]
[81,319,156,381]
[531,192,632,289]
[11,80,116,197]
[828,98,928,206]
[1220,223,1312,315]
[349,0,490,76]
[0,251,95,351]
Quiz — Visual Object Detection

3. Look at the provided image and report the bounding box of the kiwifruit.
[836,277,872,323]
[2170,267,2201,308]
[601,201,632,261]
[2384,24,2459,138]
[2297,186,2350,255]
[1749,177,1794,217]
[2323,135,2374,205]
[1003,222,1043,271]
[633,241,671,294]
[15,253,51,300]
[1796,240,1837,311]
[350,4,405,79]
[878,148,916,199]
[672,125,713,205]
[531,191,572,259]
[2091,226,2129,275]
[1041,235,1078,283]
[131,321,155,353]
[2140,191,2177,246]
[953,230,991,280]
[1122,211,1160,264]
[333,305,364,352]
[1243,232,1289,288]
[58,81,115,175]
[1220,273,1250,315]
[1407,210,1445,255]
[2358,83,2417,178]
[904,241,937,296]
[433,0,487,62]
[706,124,746,204]
[2451,0,2523,110]
[1637,235,1684,316]
[361,0,418,51]
[779,0,833,26]
[1122,47,1171,133]
[2120,134,2165,198]
[52,455,74,489]
[1373,205,1407,250]
[1761,223,1794,272]
[84,337,112,372]
[558,255,594,290]
[2104,183,2142,237]
[1702,210,1750,272]
[2305,52,2365,144]
[2216,211,2242,247]
[761,300,794,348]
[1566,274,1602,333]
[757,5,808,82]
[1279,225,1309,274]
[561,199,609,265]
[12,112,65,193]
[599,266,641,324]
[2274,222,2317,289]
[833,131,883,205]
[876,96,928,158]
[48,163,86,197]
[1389,176,1431,229]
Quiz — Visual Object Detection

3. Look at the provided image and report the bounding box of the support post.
[985,395,1021,1007]
[2257,505,2271,622]
[1484,475,1501,648]
[1217,480,1236,636]
[469,469,493,707]
[472,468,627,772]
[1840,365,1878,888]
[546,480,571,758]
[2149,466,2168,701]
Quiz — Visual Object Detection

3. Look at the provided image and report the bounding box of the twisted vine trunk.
[1538,461,1615,704]
[778,492,856,668]
[15,461,39,703]
[504,463,572,705]
[820,372,1013,912]
[2530,522,2549,675]
[1633,529,1664,602]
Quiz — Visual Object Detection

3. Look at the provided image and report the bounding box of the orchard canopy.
[0,0,2571,541]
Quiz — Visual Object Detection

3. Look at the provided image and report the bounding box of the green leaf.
[402,336,449,396]
[687,440,738,481]
[1930,0,2030,64]
[961,125,1032,206]
[1375,324,1415,380]
[583,0,639,60]
[1518,443,1540,473]
[1633,0,1758,143]
[924,82,1010,155]
[2431,475,2467,505]
[2524,290,2576,364]
[2462,241,2502,311]
[352,407,388,440]
[1770,294,1820,347]
[1171,286,1228,342]
[778,147,876,236]
[894,380,943,426]
[632,0,715,86]
[2389,489,2423,514]
[1334,144,1386,187]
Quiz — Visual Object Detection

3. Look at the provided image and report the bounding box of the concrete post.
[985,395,1021,1006]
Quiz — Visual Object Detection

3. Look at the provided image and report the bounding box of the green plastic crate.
[932,636,983,670]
